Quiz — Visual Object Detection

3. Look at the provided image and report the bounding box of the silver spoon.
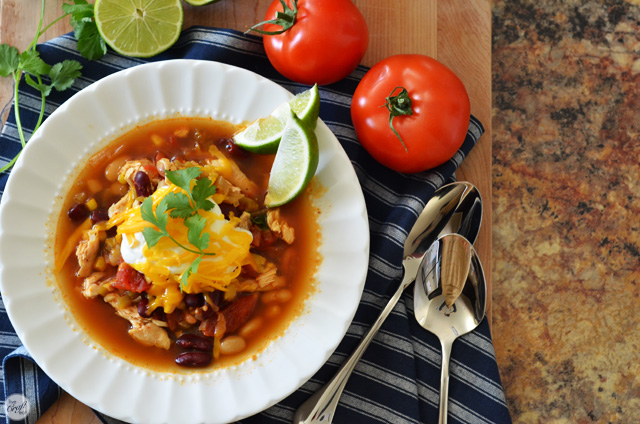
[414,233,487,424]
[293,182,482,424]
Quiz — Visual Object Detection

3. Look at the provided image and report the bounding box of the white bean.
[104,156,127,182]
[220,335,247,355]
[239,317,263,338]
[262,289,293,304]
[264,304,282,319]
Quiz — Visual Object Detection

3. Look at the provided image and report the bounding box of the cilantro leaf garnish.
[63,0,107,61]
[185,214,210,251]
[50,60,83,91]
[140,168,218,290]
[0,45,19,77]
[164,192,195,219]
[19,50,51,77]
[165,168,202,194]
[181,257,202,292]
[192,178,217,211]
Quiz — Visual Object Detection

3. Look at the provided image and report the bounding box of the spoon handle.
[293,268,417,424]
[438,338,454,424]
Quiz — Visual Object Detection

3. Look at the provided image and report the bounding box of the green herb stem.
[165,233,216,257]
[12,72,26,148]
[38,13,72,40]
[29,0,47,52]
[34,75,47,131]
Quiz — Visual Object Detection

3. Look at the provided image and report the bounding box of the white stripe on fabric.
[368,216,409,244]
[352,164,426,215]
[340,391,420,424]
[461,331,500,360]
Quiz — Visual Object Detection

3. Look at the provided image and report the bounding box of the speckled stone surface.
[492,0,640,422]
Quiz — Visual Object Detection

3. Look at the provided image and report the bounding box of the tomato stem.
[245,0,298,36]
[382,86,413,152]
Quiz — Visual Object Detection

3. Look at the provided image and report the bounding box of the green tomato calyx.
[382,86,413,153]
[245,0,298,36]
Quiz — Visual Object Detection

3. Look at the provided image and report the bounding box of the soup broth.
[55,117,320,371]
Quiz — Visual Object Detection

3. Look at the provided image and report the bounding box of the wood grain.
[0,1,491,422]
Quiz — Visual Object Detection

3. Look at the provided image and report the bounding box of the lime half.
[95,0,184,58]
[184,0,221,4]
[264,112,319,208]
[233,84,320,154]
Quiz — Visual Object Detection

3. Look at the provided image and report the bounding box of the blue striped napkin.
[0,27,511,424]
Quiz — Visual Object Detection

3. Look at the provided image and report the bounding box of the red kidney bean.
[152,307,166,321]
[208,290,224,308]
[176,333,213,352]
[133,171,152,197]
[68,203,89,222]
[90,209,109,224]
[137,297,150,318]
[184,293,204,308]
[175,351,212,367]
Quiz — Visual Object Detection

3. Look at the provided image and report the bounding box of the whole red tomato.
[351,54,470,173]
[255,0,368,85]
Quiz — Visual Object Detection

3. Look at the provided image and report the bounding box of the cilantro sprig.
[0,0,107,173]
[140,168,218,290]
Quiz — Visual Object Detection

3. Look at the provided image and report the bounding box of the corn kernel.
[116,295,131,308]
[151,134,164,146]
[98,231,107,242]
[118,173,127,184]
[94,256,106,271]
[98,284,111,297]
[212,193,225,205]
[85,198,98,211]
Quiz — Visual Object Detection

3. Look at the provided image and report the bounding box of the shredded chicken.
[237,212,252,230]
[256,265,285,289]
[104,293,171,350]
[102,238,122,267]
[76,230,100,278]
[128,321,171,350]
[267,209,295,244]
[108,190,131,219]
[206,150,259,198]
[82,272,107,298]
[215,176,244,205]
[119,159,160,186]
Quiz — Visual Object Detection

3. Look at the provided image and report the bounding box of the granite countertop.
[492,0,640,421]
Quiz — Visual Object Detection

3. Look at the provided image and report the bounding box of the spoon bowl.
[414,233,487,424]
[293,182,482,424]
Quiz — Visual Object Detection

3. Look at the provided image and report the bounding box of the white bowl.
[0,59,369,423]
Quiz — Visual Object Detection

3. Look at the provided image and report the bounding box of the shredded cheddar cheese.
[116,174,253,313]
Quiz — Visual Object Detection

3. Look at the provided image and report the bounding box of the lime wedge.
[94,0,184,58]
[264,112,319,208]
[233,84,320,154]
[290,84,320,127]
[184,0,221,4]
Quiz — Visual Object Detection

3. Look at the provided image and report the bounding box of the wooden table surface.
[0,1,491,422]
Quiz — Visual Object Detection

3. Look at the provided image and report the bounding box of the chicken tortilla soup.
[54,117,321,371]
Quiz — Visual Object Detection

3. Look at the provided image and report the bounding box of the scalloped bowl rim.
[0,60,369,423]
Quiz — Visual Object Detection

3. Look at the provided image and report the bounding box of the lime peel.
[233,84,319,154]
[94,0,184,58]
[264,111,319,208]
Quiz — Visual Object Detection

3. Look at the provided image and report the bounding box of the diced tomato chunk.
[222,293,258,333]
[112,263,152,293]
